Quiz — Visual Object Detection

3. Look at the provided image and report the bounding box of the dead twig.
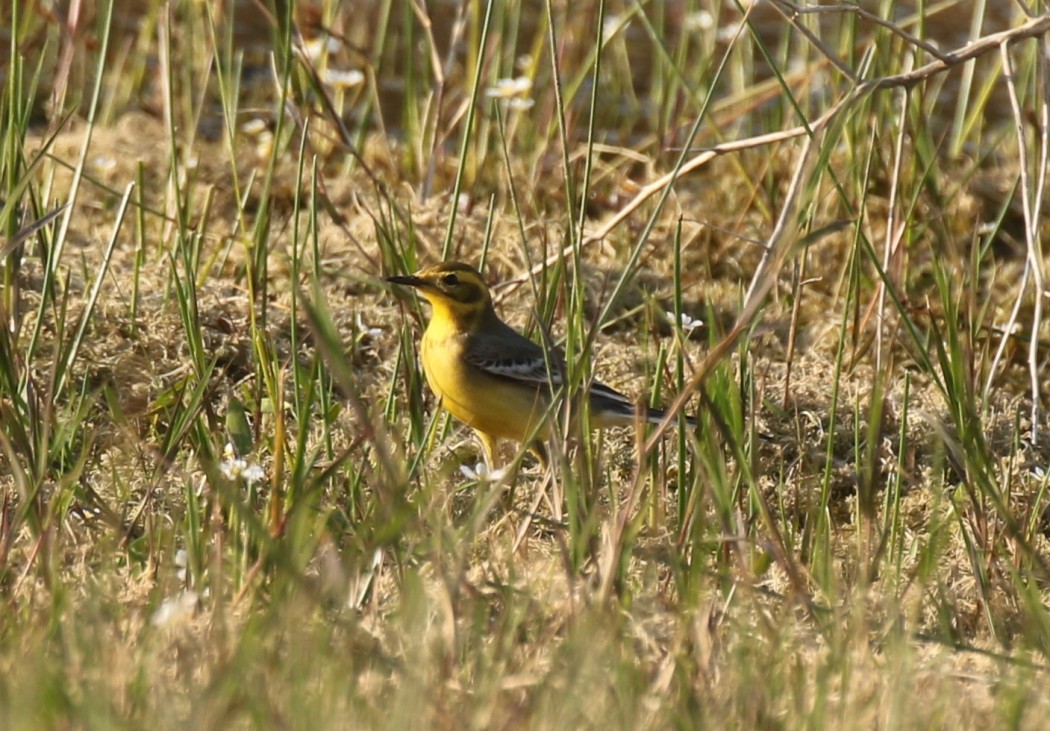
[995,39,1048,442]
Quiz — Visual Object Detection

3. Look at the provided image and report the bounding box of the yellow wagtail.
[388,261,695,468]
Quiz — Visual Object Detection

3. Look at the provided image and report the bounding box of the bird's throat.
[423,296,493,336]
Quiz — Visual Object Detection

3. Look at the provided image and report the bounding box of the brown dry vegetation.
[2,0,1050,728]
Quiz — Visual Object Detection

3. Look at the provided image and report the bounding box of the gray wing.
[463,318,662,423]
[464,319,565,386]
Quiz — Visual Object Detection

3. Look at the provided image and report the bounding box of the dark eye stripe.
[450,281,484,304]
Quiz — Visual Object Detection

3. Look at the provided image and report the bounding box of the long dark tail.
[588,381,698,429]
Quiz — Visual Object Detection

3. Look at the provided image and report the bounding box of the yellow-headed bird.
[388,261,695,468]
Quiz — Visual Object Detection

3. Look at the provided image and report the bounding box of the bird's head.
[387,261,494,324]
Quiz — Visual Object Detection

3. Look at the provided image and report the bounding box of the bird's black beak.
[387,274,426,288]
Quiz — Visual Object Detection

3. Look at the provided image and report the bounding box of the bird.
[387,261,695,469]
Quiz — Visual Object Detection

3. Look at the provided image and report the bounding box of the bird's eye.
[442,273,459,286]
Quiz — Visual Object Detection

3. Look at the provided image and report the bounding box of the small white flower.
[302,35,342,61]
[322,68,365,89]
[219,456,246,480]
[667,311,703,335]
[459,462,486,480]
[459,461,508,483]
[151,590,199,627]
[716,22,743,44]
[485,76,532,99]
[355,313,382,340]
[253,130,274,160]
[242,463,266,485]
[684,10,714,31]
[240,118,269,136]
[219,446,266,485]
[175,549,188,581]
[485,77,534,112]
[93,155,117,172]
[602,14,625,41]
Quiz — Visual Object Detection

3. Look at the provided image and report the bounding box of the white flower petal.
[485,76,532,98]
[666,311,703,334]
[323,68,365,89]
[684,10,714,31]
[151,591,199,627]
[356,313,383,339]
[219,457,247,480]
[243,464,266,485]
[302,36,342,61]
[508,97,535,111]
[240,118,268,136]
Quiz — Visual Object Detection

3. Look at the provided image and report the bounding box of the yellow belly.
[421,332,549,443]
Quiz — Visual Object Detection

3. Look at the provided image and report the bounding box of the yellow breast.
[420,328,549,444]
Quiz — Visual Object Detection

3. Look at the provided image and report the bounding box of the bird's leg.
[477,430,518,507]
[476,430,500,475]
